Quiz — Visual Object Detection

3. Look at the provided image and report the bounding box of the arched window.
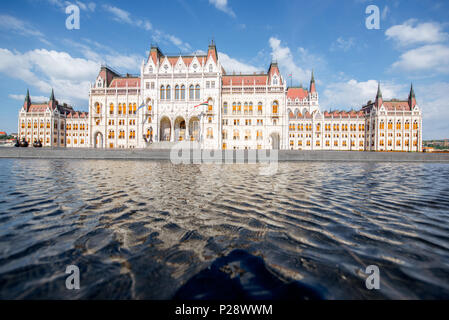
[195,85,200,100]
[380,121,384,130]
[160,85,165,100]
[405,121,410,130]
[118,103,122,115]
[189,85,194,100]
[207,127,213,139]
[258,102,263,114]
[148,104,152,112]
[175,85,180,100]
[396,120,401,130]
[232,102,236,114]
[249,102,253,114]
[388,120,393,130]
[209,65,213,72]
[223,102,228,114]
[181,85,185,100]
[133,103,137,114]
[166,85,171,100]
[272,101,279,114]
[208,99,213,113]
[123,103,126,115]
[109,103,114,115]
[413,121,418,130]
[129,103,133,114]
[233,130,239,140]
[95,102,100,114]
[244,102,248,114]
[237,102,241,113]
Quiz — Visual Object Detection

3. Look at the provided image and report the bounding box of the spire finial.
[311,69,315,83]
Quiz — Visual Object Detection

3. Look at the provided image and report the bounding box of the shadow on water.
[174,249,324,300]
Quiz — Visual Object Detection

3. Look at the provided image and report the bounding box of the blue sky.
[0,0,448,139]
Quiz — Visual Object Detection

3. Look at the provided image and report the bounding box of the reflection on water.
[0,159,448,299]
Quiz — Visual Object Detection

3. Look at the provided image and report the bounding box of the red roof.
[28,104,49,112]
[0,131,6,135]
[287,87,309,100]
[383,101,411,111]
[222,75,268,86]
[110,77,141,88]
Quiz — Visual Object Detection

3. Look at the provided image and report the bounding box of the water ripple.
[0,159,448,299]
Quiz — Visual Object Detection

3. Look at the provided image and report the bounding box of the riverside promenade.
[1,147,449,162]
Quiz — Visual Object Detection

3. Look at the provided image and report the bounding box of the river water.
[0,159,448,299]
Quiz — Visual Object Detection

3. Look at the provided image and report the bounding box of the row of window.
[67,124,87,130]
[160,85,201,100]
[222,130,264,141]
[108,119,136,126]
[290,140,365,147]
[107,130,136,139]
[379,140,418,147]
[222,101,279,115]
[379,120,419,130]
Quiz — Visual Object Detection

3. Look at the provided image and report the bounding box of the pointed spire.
[25,88,31,104]
[376,82,382,99]
[309,70,316,93]
[375,82,383,108]
[409,83,416,108]
[50,88,55,102]
[409,83,415,98]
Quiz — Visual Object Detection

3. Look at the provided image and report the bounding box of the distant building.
[0,131,6,137]
[17,89,88,147]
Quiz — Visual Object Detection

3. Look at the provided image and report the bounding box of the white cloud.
[151,30,192,53]
[9,94,49,103]
[385,20,449,47]
[418,82,449,139]
[391,44,449,73]
[218,52,260,73]
[321,79,404,110]
[209,0,236,18]
[63,39,143,72]
[0,48,98,106]
[47,0,96,12]
[269,37,310,85]
[0,14,48,44]
[102,4,191,52]
[103,5,152,30]
[330,37,355,52]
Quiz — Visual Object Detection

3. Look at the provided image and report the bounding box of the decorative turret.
[309,70,316,93]
[207,39,218,63]
[375,82,383,108]
[408,83,416,108]
[149,45,163,65]
[24,88,31,111]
